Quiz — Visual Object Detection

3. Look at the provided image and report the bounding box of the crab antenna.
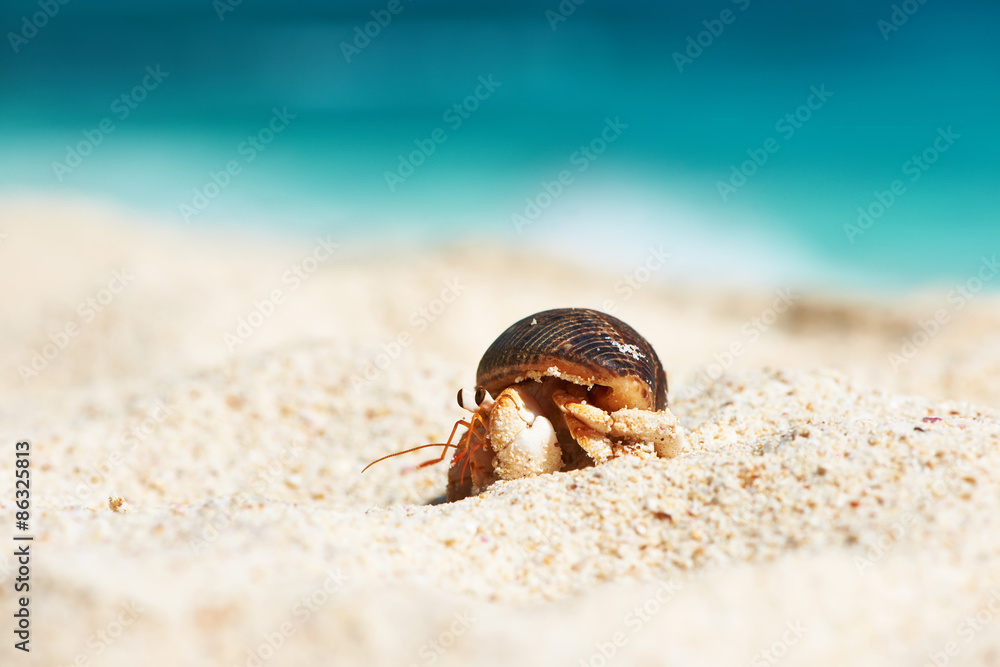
[361,442,463,473]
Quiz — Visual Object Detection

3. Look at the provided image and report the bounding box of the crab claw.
[551,388,684,461]
[489,385,562,480]
[550,388,615,464]
[609,408,684,459]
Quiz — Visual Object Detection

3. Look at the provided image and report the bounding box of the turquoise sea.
[1,0,997,291]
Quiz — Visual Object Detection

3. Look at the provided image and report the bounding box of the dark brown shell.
[476,308,667,412]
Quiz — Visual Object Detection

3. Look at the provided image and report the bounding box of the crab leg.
[562,414,614,464]
[608,408,684,459]
[445,412,492,502]
[552,391,613,433]
[550,388,613,463]
[419,418,473,468]
[551,388,684,460]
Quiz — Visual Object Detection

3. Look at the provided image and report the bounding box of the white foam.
[508,180,850,290]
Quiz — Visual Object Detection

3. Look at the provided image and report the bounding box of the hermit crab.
[364,308,684,501]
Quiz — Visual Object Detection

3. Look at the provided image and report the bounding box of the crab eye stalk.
[458,386,494,411]
[457,387,480,411]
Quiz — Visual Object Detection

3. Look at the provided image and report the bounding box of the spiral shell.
[476,308,667,412]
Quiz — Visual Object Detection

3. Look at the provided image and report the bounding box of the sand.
[2,195,1000,666]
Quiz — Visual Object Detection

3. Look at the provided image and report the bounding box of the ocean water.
[1,0,997,291]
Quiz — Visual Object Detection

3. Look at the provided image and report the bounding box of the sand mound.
[2,196,1000,666]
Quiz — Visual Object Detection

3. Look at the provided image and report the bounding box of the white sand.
[2,195,1000,666]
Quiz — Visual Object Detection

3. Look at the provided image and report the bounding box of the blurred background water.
[1,0,997,290]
